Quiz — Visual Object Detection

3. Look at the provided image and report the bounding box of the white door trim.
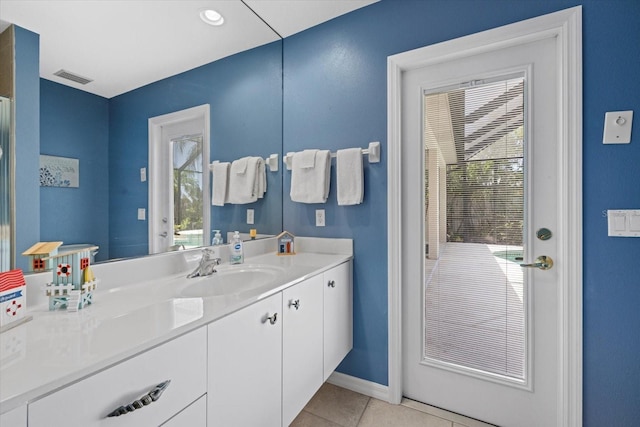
[387,7,582,426]
[148,104,210,254]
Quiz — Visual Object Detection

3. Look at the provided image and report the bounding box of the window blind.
[423,76,526,380]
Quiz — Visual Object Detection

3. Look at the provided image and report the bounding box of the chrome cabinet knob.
[264,313,278,325]
[289,299,300,310]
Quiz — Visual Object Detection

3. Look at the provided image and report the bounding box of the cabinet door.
[282,275,324,426]
[28,327,207,427]
[208,293,282,427]
[323,261,353,380]
[0,405,26,427]
[161,394,206,427]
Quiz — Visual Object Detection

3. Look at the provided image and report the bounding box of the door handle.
[159,231,168,238]
[520,255,553,270]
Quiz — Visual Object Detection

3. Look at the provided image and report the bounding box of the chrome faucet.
[187,248,222,278]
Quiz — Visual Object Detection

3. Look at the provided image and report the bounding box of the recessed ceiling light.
[200,9,224,26]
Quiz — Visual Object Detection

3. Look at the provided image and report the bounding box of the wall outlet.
[137,208,146,221]
[247,209,254,225]
[315,209,325,227]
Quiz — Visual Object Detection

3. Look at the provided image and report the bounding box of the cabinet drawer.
[161,394,206,427]
[29,327,207,427]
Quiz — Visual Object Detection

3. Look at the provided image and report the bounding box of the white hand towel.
[256,157,267,199]
[228,156,259,204]
[298,149,317,168]
[290,150,331,203]
[337,148,364,206]
[234,156,249,174]
[211,162,230,206]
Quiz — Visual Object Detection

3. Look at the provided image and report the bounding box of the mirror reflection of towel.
[228,157,265,204]
[211,162,230,206]
[290,150,331,203]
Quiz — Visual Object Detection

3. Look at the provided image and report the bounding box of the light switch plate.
[140,167,147,182]
[137,208,146,221]
[247,209,254,225]
[607,209,640,237]
[603,110,633,144]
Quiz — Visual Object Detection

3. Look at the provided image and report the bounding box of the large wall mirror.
[1,1,283,271]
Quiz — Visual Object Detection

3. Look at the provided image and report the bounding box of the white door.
[401,34,562,427]
[149,105,210,254]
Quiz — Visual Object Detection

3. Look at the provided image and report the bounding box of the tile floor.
[291,383,495,427]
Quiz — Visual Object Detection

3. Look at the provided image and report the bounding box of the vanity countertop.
[0,238,352,414]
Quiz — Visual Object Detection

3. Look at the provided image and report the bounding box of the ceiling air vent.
[53,69,93,85]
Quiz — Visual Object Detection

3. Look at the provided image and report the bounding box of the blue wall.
[13,26,39,271]
[282,1,640,425]
[40,79,109,260]
[108,41,282,258]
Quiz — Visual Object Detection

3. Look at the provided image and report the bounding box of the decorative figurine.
[276,231,296,256]
[0,269,28,331]
[23,243,99,311]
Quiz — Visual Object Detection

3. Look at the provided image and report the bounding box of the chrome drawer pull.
[328,280,336,288]
[106,380,171,417]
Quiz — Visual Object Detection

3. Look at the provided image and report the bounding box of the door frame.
[387,7,582,426]
[148,104,210,254]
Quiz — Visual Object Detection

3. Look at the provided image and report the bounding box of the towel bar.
[209,153,279,172]
[283,141,380,170]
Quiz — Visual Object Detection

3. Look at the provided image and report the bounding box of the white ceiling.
[0,0,378,98]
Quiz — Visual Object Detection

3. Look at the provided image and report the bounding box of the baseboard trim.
[327,372,390,401]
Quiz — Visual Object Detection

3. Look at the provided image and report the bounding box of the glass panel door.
[423,76,526,381]
[171,134,204,250]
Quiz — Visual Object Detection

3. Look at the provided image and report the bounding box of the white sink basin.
[179,264,285,298]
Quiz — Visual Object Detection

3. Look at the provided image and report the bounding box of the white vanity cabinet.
[0,404,26,427]
[282,274,324,426]
[207,260,353,427]
[208,292,283,427]
[28,327,207,427]
[323,261,353,380]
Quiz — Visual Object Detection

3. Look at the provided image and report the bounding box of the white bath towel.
[211,162,230,206]
[337,148,364,205]
[290,149,331,203]
[228,156,260,204]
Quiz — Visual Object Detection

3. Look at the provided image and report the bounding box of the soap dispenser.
[230,231,244,264]
[212,230,223,246]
